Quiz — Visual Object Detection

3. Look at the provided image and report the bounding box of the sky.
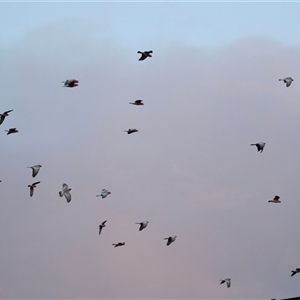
[0,1,300,299]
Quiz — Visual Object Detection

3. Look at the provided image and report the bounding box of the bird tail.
[278,79,283,81]
[250,144,256,146]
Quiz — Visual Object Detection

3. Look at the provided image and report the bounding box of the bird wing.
[286,80,292,87]
[135,100,142,104]
[64,191,71,203]
[62,183,69,191]
[0,115,5,125]
[30,186,34,197]
[227,279,231,288]
[33,181,40,185]
[31,166,40,177]
[139,53,147,61]
[102,220,107,225]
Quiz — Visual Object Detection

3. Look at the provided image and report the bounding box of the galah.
[99,220,107,235]
[62,79,79,87]
[96,189,111,199]
[112,242,125,248]
[124,129,138,134]
[59,183,72,203]
[251,142,266,153]
[130,100,144,106]
[164,235,177,246]
[291,268,300,277]
[28,165,42,178]
[268,195,281,203]
[28,181,40,197]
[220,278,231,288]
[137,50,153,61]
[5,128,18,135]
[279,77,293,87]
[0,110,13,125]
[136,221,149,231]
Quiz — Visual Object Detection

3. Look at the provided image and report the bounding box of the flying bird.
[251,142,266,152]
[99,220,107,235]
[220,278,231,288]
[59,183,72,203]
[62,79,79,87]
[28,165,42,178]
[279,77,293,87]
[268,195,281,203]
[5,128,18,135]
[136,221,149,231]
[28,181,40,197]
[124,129,138,134]
[164,235,177,246]
[0,110,13,125]
[130,100,144,106]
[96,189,111,199]
[137,50,153,61]
[112,242,125,248]
[291,268,300,277]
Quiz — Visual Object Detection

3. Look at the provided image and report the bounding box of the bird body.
[112,242,125,248]
[99,220,107,235]
[28,165,42,178]
[28,181,40,197]
[251,142,266,152]
[124,129,138,134]
[268,195,281,203]
[136,221,149,231]
[0,109,13,125]
[59,183,72,203]
[220,278,231,288]
[279,77,293,87]
[130,100,144,106]
[5,128,18,135]
[164,235,177,246]
[97,189,111,199]
[291,268,300,276]
[137,50,153,61]
[62,79,79,87]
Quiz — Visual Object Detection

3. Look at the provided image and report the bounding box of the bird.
[5,128,18,135]
[130,100,144,106]
[251,142,266,152]
[136,221,149,231]
[0,110,13,125]
[137,50,153,61]
[291,268,300,277]
[164,235,177,246]
[28,181,40,197]
[124,129,138,134]
[59,183,72,203]
[62,79,79,87]
[96,189,111,199]
[112,242,125,248]
[99,220,107,235]
[268,195,281,203]
[279,77,293,87]
[220,278,231,288]
[28,165,42,178]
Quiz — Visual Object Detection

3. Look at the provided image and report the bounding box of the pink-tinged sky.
[0,1,300,299]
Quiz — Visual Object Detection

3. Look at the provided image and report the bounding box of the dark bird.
[0,109,13,125]
[279,77,293,87]
[124,129,138,134]
[135,221,149,231]
[62,79,79,87]
[99,220,107,235]
[137,50,153,61]
[220,278,231,288]
[130,100,144,106]
[5,128,18,135]
[268,195,281,203]
[164,235,177,246]
[28,181,40,197]
[28,165,42,178]
[251,142,266,152]
[291,268,300,277]
[112,242,125,248]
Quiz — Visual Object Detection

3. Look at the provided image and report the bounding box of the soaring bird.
[220,278,231,288]
[279,77,293,87]
[164,235,177,246]
[291,268,300,277]
[62,79,79,87]
[130,100,144,106]
[268,195,281,203]
[112,242,125,248]
[124,129,138,134]
[28,165,42,178]
[137,50,153,61]
[0,110,13,125]
[5,128,18,135]
[96,189,111,199]
[136,221,149,231]
[251,142,266,152]
[59,183,72,203]
[99,220,107,235]
[28,181,40,197]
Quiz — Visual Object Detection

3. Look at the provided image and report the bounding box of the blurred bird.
[5,128,18,135]
[220,278,231,288]
[59,183,72,203]
[130,100,144,106]
[251,142,266,152]
[28,181,40,197]
[112,242,125,248]
[96,189,111,199]
[279,77,293,87]
[62,79,79,87]
[0,109,13,125]
[124,129,138,134]
[136,221,149,231]
[164,235,177,246]
[99,220,107,235]
[137,50,153,61]
[268,195,281,203]
[28,165,42,178]
[291,268,300,277]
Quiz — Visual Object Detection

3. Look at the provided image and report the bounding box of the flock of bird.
[1,49,299,294]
